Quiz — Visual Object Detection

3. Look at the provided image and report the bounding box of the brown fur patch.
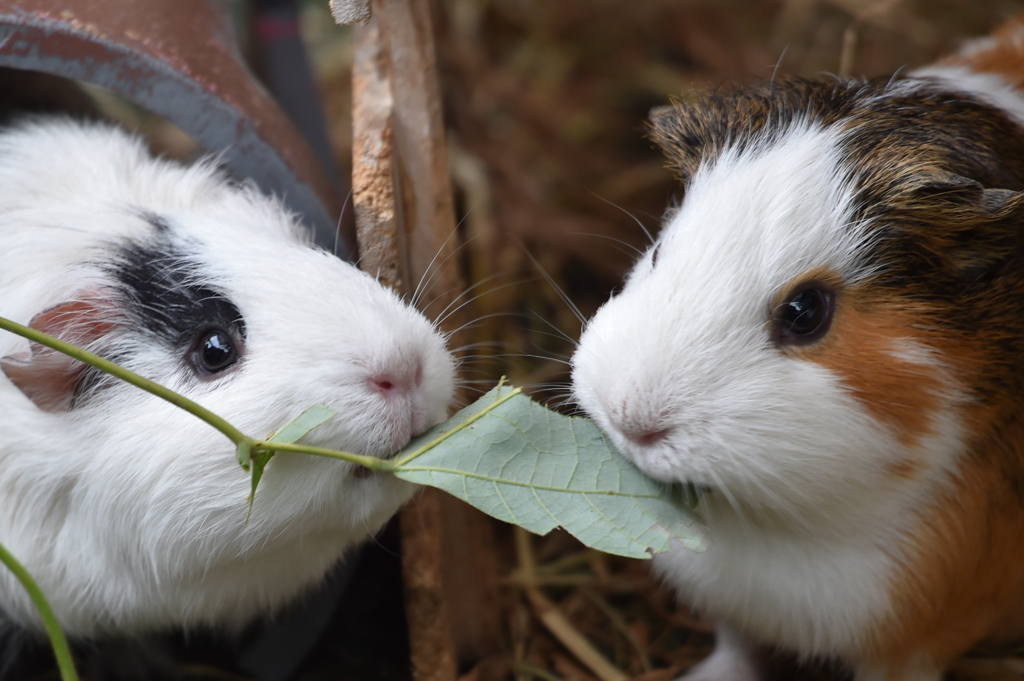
[787,291,950,451]
[885,458,926,481]
[795,288,1024,675]
[869,420,1024,673]
[790,282,1024,672]
[884,23,1024,663]
[934,13,1024,90]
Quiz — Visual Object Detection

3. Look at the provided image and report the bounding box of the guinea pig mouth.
[668,481,713,505]
[353,444,410,478]
[351,432,413,478]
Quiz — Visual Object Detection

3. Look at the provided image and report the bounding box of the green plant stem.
[0,316,247,445]
[0,316,379,471]
[0,541,79,681]
[0,316,525,475]
[251,440,393,472]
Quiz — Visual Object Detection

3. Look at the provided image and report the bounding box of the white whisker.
[586,189,656,244]
[515,241,587,326]
[334,188,353,259]
[411,207,478,309]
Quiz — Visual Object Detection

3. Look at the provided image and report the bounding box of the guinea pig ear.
[903,171,1024,278]
[978,187,1020,213]
[909,172,1023,216]
[648,103,704,184]
[1,296,119,413]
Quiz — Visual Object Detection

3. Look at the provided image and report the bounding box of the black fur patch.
[141,211,172,235]
[108,234,246,350]
[68,217,246,409]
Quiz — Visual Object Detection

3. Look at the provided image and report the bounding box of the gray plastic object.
[0,0,347,258]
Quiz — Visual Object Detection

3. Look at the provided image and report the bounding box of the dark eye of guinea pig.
[190,329,240,375]
[776,286,834,346]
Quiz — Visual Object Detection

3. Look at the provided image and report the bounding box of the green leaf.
[269,405,335,445]
[247,405,336,516]
[247,448,276,519]
[392,385,705,559]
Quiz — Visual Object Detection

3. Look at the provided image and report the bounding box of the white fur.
[571,124,967,670]
[681,624,762,681]
[0,118,456,637]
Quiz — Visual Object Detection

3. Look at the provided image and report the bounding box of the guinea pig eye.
[777,286,834,345]
[190,329,240,375]
[651,242,662,267]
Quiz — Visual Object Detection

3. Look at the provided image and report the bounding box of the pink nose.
[369,374,405,396]
[629,428,669,447]
[367,362,423,397]
[370,376,398,393]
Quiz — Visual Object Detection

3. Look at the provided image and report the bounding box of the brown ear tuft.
[907,172,1023,216]
[980,188,1019,214]
[896,171,1024,280]
[647,102,705,185]
[648,105,675,131]
[1,297,119,413]
[647,104,681,155]
[911,172,983,196]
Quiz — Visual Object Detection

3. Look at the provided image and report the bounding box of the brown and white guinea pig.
[571,14,1024,681]
[0,117,455,639]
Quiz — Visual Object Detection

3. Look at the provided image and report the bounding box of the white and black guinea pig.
[0,117,455,639]
[572,13,1024,681]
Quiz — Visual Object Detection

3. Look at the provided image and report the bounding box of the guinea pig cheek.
[789,299,961,480]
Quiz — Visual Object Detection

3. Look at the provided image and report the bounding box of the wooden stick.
[400,493,459,681]
[373,0,463,323]
[351,15,404,291]
[328,0,371,25]
[348,1,502,678]
[351,6,457,681]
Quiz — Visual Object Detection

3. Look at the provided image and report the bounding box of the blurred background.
[309,0,1024,405]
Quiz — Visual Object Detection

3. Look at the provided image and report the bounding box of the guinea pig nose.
[369,374,405,395]
[367,361,423,397]
[627,428,670,447]
[374,377,393,391]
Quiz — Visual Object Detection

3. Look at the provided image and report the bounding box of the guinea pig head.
[571,78,1024,527]
[0,119,456,636]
